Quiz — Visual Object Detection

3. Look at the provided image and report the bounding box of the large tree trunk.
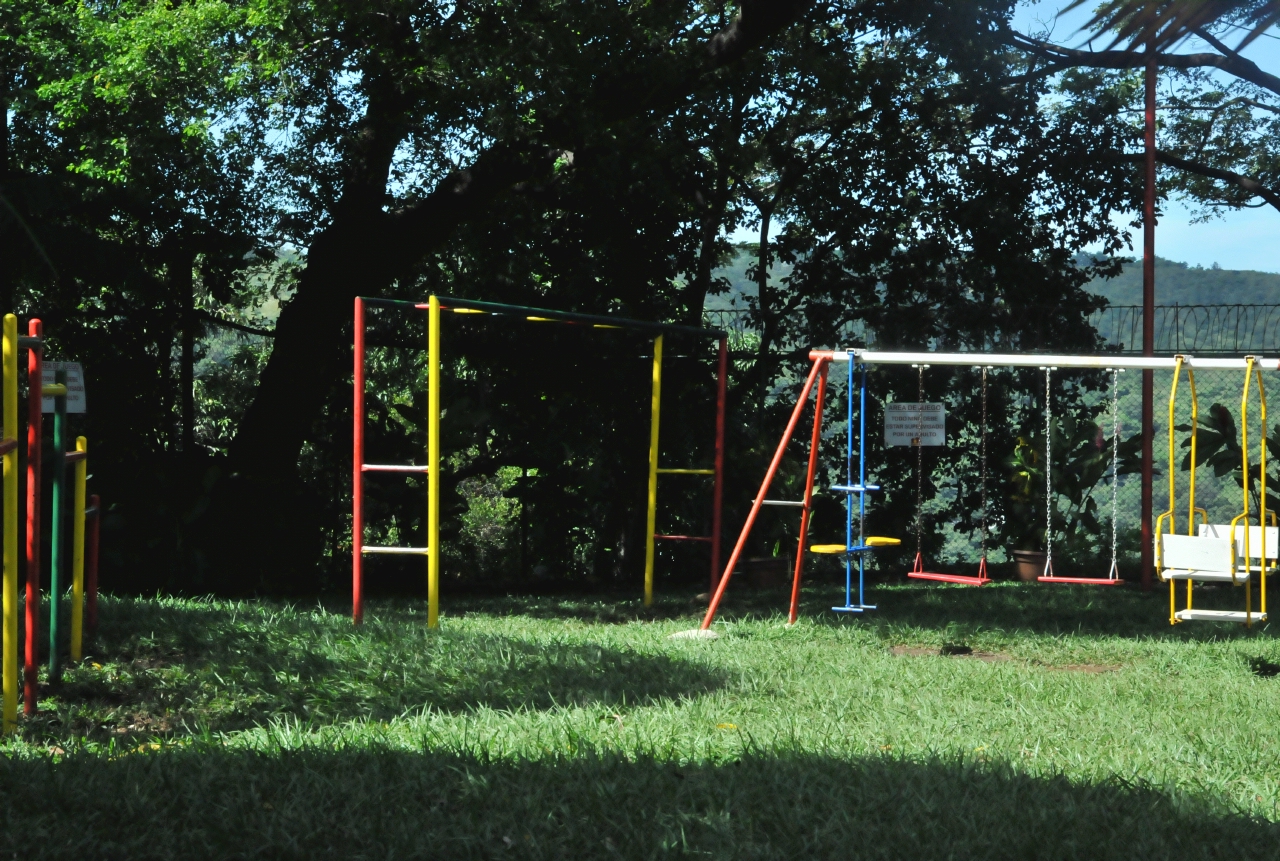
[209,0,815,591]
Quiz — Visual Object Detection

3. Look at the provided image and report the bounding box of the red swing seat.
[907,552,991,586]
[1037,559,1123,585]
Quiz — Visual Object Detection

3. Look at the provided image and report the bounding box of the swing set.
[695,348,1273,632]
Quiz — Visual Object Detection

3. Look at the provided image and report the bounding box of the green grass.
[6,582,1280,858]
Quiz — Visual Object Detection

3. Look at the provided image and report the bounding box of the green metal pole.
[49,369,66,682]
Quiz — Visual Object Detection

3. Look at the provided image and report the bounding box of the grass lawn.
[5,581,1280,858]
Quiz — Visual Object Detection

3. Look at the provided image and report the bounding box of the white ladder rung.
[754,499,807,508]
[362,546,429,555]
[362,464,430,473]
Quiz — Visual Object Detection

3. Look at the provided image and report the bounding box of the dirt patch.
[891,645,1011,662]
[890,646,936,658]
[1048,663,1119,674]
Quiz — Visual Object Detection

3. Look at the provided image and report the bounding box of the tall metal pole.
[352,298,365,624]
[644,335,663,606]
[709,337,727,592]
[426,296,441,628]
[1140,46,1157,591]
[2,314,17,733]
[49,368,66,681]
[787,361,828,624]
[23,319,42,714]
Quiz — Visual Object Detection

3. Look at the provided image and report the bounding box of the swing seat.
[907,553,991,586]
[1038,558,1123,585]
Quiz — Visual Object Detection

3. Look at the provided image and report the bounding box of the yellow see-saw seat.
[809,537,901,554]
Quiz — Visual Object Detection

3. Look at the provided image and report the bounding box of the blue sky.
[1013,2,1280,273]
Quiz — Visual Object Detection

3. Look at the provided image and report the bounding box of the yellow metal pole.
[2,314,17,732]
[427,296,441,628]
[644,334,663,607]
[1257,366,1267,618]
[71,437,87,660]
[1187,369,1197,534]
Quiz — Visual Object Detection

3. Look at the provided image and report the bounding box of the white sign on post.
[884,402,945,446]
[42,362,87,414]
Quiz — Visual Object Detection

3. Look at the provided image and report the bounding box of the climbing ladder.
[644,334,728,601]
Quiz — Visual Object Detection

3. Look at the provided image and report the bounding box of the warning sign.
[885,402,945,447]
[42,362,87,414]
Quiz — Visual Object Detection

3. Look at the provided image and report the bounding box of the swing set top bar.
[812,349,1280,371]
[360,295,727,339]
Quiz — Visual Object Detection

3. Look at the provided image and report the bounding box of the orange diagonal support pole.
[789,362,829,625]
[701,356,829,631]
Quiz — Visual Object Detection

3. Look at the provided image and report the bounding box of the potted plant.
[1004,414,1141,581]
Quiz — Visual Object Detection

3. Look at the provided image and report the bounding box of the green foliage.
[1178,401,1280,516]
[1003,417,1142,554]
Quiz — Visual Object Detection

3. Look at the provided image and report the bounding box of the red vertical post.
[1140,48,1157,591]
[701,357,827,630]
[353,297,366,624]
[788,362,828,625]
[24,319,42,714]
[709,337,728,592]
[86,494,100,638]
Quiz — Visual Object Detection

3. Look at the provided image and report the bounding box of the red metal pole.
[86,494,100,638]
[1140,47,1157,591]
[701,357,827,630]
[788,362,828,625]
[24,319,42,714]
[709,337,728,592]
[353,297,365,624]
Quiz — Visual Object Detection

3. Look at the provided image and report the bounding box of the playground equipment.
[1157,356,1273,625]
[1037,367,1124,586]
[352,295,727,626]
[907,365,990,586]
[0,314,100,732]
[695,349,1278,632]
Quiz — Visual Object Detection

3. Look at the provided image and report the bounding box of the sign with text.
[42,362,87,414]
[884,402,945,446]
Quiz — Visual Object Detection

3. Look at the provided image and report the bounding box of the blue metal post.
[844,359,854,608]
[858,363,867,608]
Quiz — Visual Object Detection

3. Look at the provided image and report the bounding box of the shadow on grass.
[2,746,1276,859]
[33,597,728,743]
[704,577,1280,641]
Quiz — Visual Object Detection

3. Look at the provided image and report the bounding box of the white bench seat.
[1175,609,1267,623]
[1161,568,1252,583]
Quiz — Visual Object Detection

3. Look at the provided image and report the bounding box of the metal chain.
[916,365,924,556]
[1110,368,1120,578]
[1044,367,1053,566]
[981,367,988,561]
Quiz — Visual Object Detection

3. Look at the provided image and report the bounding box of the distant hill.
[1084,256,1280,306]
[709,247,1280,308]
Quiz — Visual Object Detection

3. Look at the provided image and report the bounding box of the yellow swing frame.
[1158,356,1273,626]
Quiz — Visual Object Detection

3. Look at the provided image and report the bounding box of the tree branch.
[1006,31,1280,98]
[1122,149,1280,212]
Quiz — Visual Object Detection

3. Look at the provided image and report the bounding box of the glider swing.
[1157,355,1275,625]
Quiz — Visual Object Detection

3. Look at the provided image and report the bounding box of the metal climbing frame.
[698,348,1280,631]
[352,295,727,626]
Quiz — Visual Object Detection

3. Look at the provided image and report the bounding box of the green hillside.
[1086,257,1280,306]
[710,247,1280,308]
